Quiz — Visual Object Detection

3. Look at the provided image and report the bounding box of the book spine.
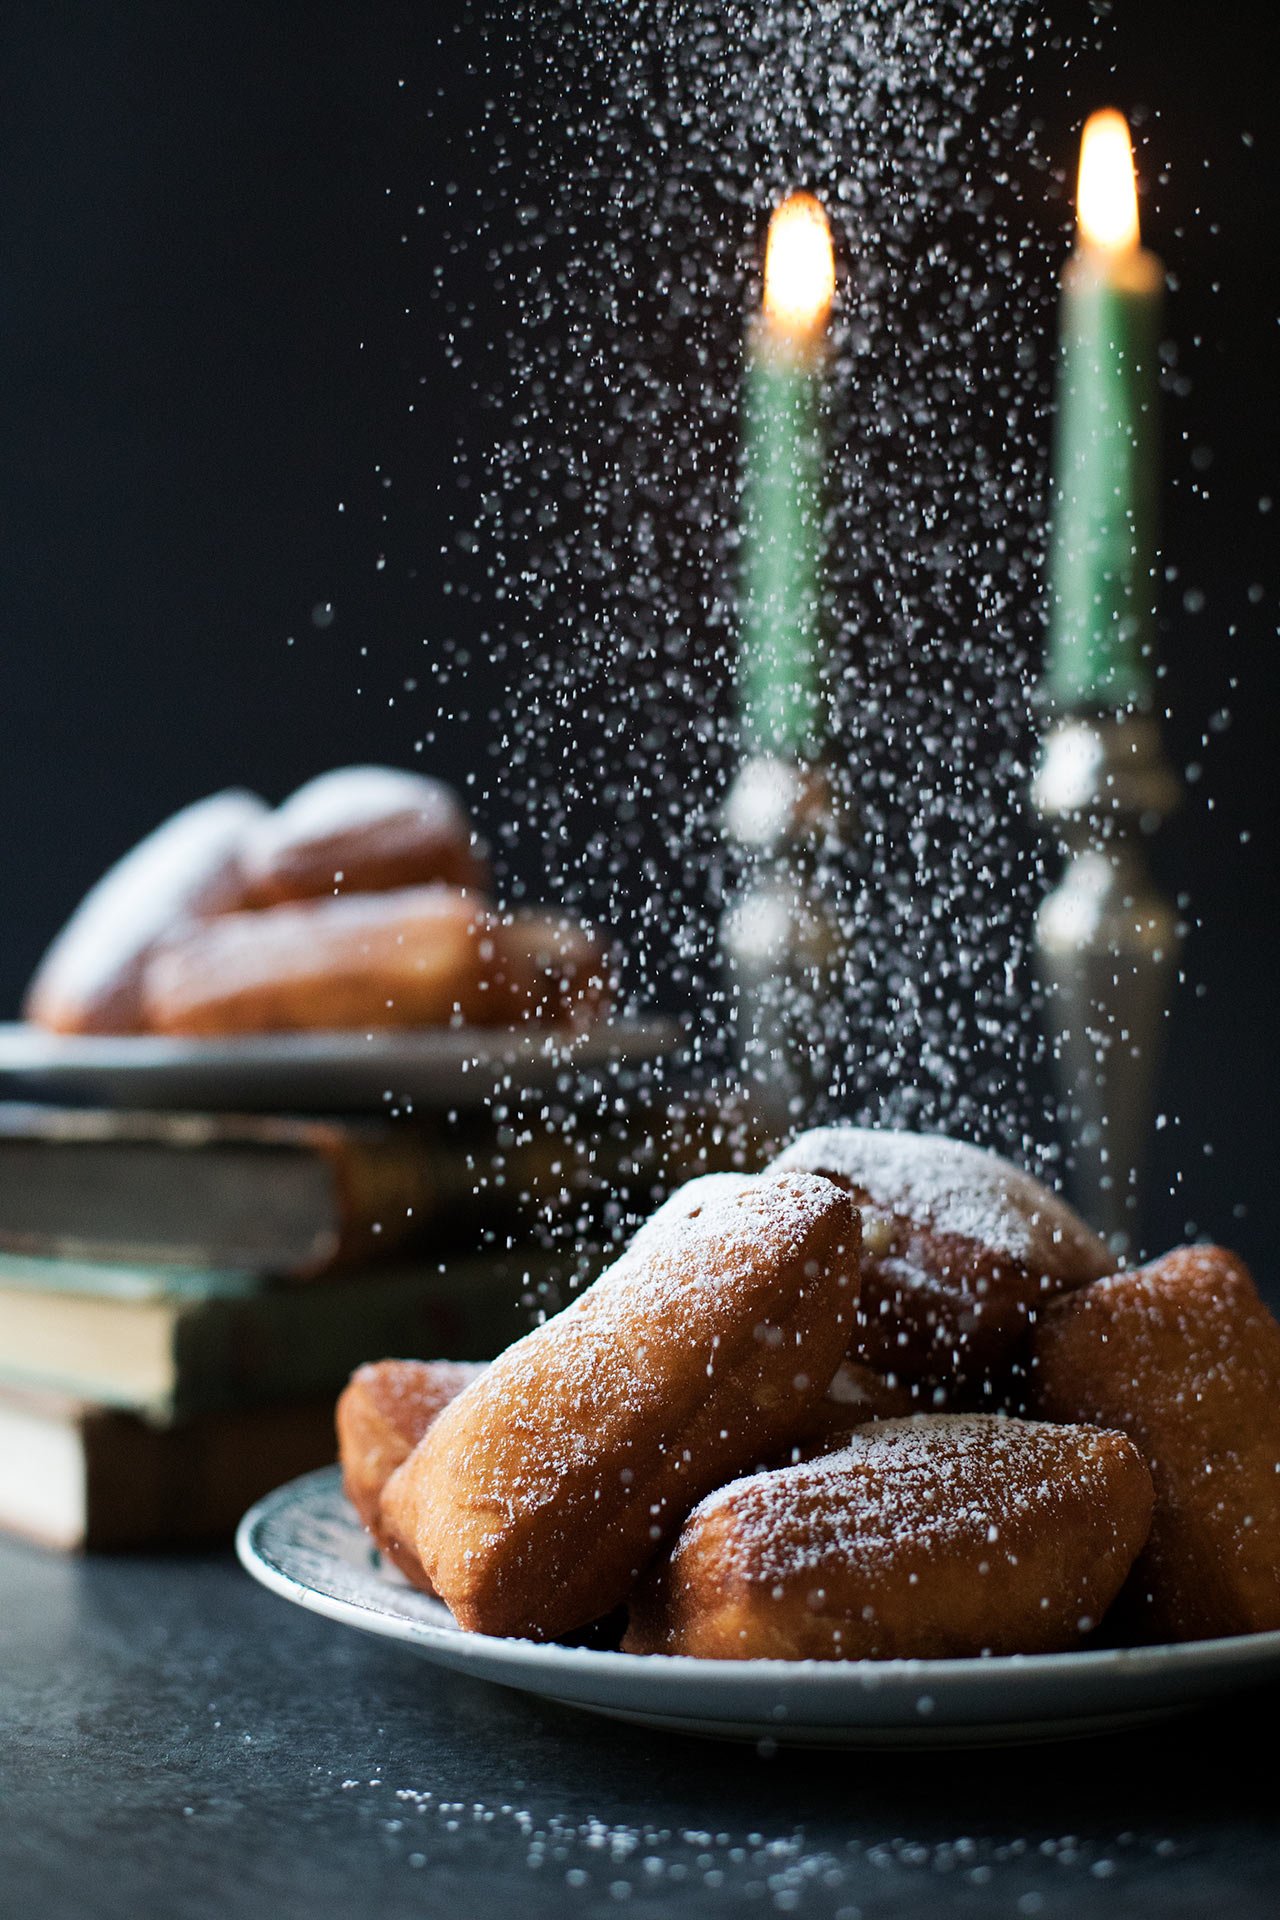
[78,1401,338,1547]
[316,1134,438,1274]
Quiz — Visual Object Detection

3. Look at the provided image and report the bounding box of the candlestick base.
[719,755,852,1137]
[1032,710,1182,1253]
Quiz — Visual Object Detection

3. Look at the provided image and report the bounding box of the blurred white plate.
[237,1468,1280,1748]
[0,1017,679,1113]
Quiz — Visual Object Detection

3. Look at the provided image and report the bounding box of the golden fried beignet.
[337,1359,486,1590]
[771,1127,1110,1402]
[500,909,612,1030]
[244,766,489,903]
[1032,1245,1280,1640]
[628,1179,910,1454]
[380,1171,860,1640]
[635,1183,907,1466]
[24,789,265,1034]
[143,889,609,1035]
[624,1413,1153,1660]
[625,1172,758,1255]
[143,886,525,1033]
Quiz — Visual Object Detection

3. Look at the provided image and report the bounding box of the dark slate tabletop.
[4,1535,1279,1920]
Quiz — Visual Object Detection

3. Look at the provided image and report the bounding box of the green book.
[0,1254,261,1301]
[0,1249,563,1422]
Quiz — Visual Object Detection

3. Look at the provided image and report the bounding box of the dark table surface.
[4,1534,1279,1920]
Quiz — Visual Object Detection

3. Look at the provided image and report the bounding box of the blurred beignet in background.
[336,1358,486,1590]
[624,1413,1154,1661]
[141,888,608,1034]
[1032,1244,1280,1641]
[505,909,613,1030]
[243,765,489,904]
[771,1126,1110,1402]
[379,1171,861,1641]
[24,789,265,1035]
[143,885,499,1033]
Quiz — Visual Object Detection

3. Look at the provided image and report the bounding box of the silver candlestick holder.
[1032,708,1182,1253]
[719,754,852,1138]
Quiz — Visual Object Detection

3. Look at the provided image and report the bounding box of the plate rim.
[236,1465,1280,1700]
[0,1014,681,1071]
[0,1015,684,1113]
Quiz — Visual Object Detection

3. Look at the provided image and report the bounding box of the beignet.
[142,886,566,1034]
[143,888,609,1035]
[625,1172,758,1255]
[379,1171,860,1640]
[501,909,612,1029]
[24,789,265,1034]
[336,1358,486,1590]
[771,1127,1110,1401]
[624,1413,1153,1660]
[631,1177,910,1454]
[243,765,488,903]
[1032,1245,1280,1640]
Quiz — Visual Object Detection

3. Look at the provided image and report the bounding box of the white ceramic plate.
[237,1468,1280,1748]
[0,1017,680,1113]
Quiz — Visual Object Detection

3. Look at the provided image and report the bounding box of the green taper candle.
[1048,109,1165,711]
[742,192,833,755]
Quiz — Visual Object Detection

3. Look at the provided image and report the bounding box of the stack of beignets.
[338,1128,1280,1661]
[24,766,609,1036]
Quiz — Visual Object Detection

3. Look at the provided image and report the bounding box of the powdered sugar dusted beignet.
[24,789,266,1034]
[625,1172,758,1255]
[380,1171,860,1640]
[143,885,525,1033]
[244,765,488,904]
[1032,1245,1280,1641]
[629,1177,909,1454]
[144,889,609,1035]
[624,1413,1153,1660]
[337,1358,487,1590]
[771,1127,1110,1400]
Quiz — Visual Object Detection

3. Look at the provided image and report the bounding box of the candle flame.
[763,192,835,334]
[1077,109,1141,252]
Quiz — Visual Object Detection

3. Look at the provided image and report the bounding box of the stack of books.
[0,1104,588,1550]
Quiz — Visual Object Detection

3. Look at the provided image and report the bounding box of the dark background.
[0,2,1274,1267]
